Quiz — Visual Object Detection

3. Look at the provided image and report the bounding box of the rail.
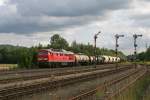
[69,67,146,100]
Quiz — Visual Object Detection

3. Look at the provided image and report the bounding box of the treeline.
[47,34,126,58]
[0,34,126,68]
[138,47,150,61]
[0,45,38,68]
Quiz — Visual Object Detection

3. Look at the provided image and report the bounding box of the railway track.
[69,66,146,100]
[0,65,131,100]
[107,68,146,99]
[0,64,130,84]
[0,64,110,75]
[0,64,130,76]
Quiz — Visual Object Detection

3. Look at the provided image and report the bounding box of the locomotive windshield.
[38,51,48,55]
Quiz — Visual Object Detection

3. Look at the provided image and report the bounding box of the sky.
[0,0,150,55]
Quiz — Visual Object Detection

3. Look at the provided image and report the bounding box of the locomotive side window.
[38,51,48,55]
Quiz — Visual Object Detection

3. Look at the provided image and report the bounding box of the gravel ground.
[18,68,135,100]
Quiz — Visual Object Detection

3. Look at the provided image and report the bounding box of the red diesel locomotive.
[37,49,75,67]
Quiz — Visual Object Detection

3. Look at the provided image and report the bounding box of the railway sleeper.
[0,66,132,100]
[0,66,131,94]
[70,67,146,100]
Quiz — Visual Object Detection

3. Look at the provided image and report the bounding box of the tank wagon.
[37,49,121,67]
[75,53,90,65]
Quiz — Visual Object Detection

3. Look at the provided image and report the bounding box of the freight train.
[37,49,121,67]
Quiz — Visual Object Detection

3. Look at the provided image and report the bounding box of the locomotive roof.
[40,49,74,54]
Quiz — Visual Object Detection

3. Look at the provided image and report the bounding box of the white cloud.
[0,0,150,55]
[0,0,8,6]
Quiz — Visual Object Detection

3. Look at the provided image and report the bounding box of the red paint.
[37,49,75,63]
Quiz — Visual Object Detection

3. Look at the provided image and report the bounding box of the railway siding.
[69,66,146,100]
[0,66,131,100]
[0,64,130,84]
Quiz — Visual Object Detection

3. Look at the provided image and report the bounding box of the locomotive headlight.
[38,58,42,60]
[38,58,48,60]
[44,58,48,60]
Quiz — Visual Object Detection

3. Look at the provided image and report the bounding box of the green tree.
[138,52,145,61]
[50,34,69,49]
[145,47,150,61]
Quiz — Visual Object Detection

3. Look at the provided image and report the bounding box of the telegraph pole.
[94,31,101,68]
[133,34,142,68]
[115,34,124,69]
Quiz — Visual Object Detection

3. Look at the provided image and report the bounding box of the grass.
[120,61,150,66]
[113,73,150,100]
[0,64,18,70]
[135,61,150,65]
[120,61,132,64]
[95,89,105,98]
